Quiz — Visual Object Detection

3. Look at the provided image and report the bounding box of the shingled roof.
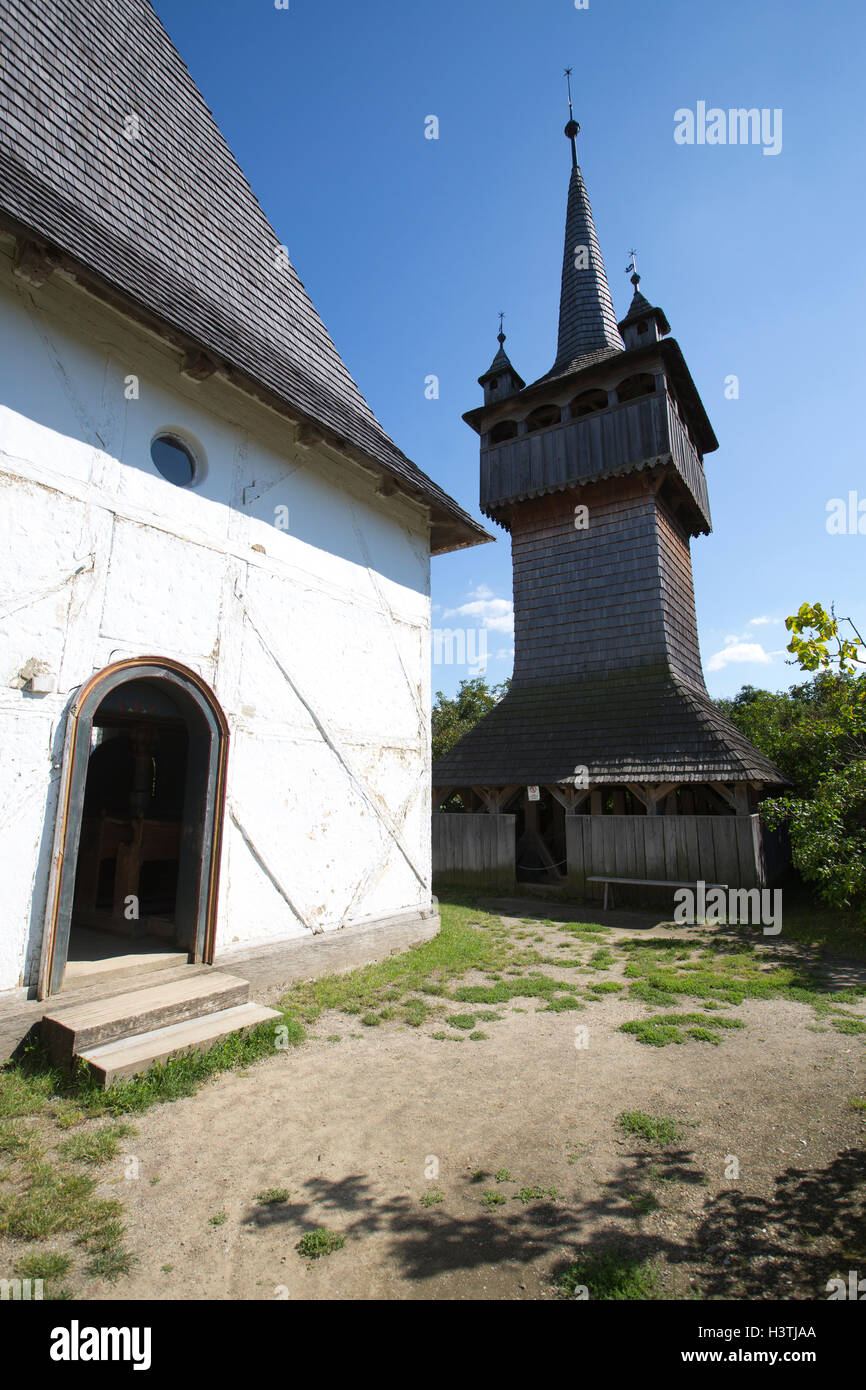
[0,0,491,555]
[432,672,787,787]
[544,162,624,382]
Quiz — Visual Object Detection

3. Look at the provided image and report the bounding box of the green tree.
[737,603,866,912]
[431,677,509,765]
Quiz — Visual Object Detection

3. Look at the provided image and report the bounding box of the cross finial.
[563,67,580,169]
[497,310,505,345]
[626,248,640,288]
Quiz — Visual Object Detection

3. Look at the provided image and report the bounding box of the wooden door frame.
[37,658,229,1000]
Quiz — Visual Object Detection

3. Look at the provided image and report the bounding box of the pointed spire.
[625,250,653,316]
[478,313,525,401]
[618,251,671,347]
[550,81,623,376]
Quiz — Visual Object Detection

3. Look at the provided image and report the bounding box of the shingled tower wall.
[432,123,786,894]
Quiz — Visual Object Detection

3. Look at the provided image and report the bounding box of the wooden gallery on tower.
[432,106,787,900]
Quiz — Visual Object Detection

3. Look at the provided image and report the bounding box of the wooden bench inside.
[586,875,729,911]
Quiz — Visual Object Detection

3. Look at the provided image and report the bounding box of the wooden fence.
[567,813,785,900]
[432,813,516,892]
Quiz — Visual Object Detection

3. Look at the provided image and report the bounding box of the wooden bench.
[586,876,728,911]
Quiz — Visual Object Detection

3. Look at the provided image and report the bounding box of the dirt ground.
[79,907,866,1302]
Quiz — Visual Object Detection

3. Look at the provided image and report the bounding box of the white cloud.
[748,615,780,627]
[442,585,514,636]
[707,638,775,672]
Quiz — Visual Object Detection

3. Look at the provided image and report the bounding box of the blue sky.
[154,0,864,701]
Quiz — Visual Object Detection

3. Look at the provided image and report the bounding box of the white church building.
[0,0,488,1002]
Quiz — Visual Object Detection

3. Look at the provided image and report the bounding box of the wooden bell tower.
[432,86,785,889]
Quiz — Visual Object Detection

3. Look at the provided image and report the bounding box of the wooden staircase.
[41,971,282,1088]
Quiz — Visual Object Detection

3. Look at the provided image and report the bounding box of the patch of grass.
[686,1027,720,1044]
[588,948,616,971]
[481,1189,506,1209]
[628,980,678,1007]
[15,1249,72,1281]
[495,1168,512,1183]
[0,1163,121,1242]
[279,902,520,1029]
[831,1017,866,1036]
[555,1248,661,1300]
[0,1066,58,1119]
[0,1120,41,1160]
[848,1097,866,1111]
[620,1012,745,1048]
[589,981,625,995]
[360,1013,381,1027]
[209,1211,227,1227]
[295,1227,345,1259]
[448,1014,477,1030]
[626,1191,661,1216]
[430,1031,464,1043]
[85,1244,137,1282]
[401,998,431,1027]
[469,1030,488,1040]
[420,1188,444,1208]
[542,994,585,1012]
[619,1021,684,1047]
[256,1188,291,1205]
[515,1185,559,1202]
[452,976,578,1007]
[617,1111,683,1146]
[58,1121,136,1166]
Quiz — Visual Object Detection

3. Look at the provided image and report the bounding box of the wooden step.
[77,1002,283,1087]
[41,972,250,1065]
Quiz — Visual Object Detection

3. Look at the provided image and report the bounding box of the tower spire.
[550,89,624,376]
[564,67,579,169]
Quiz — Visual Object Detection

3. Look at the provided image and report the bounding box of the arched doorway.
[38,659,229,999]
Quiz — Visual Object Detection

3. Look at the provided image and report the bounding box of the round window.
[150,433,197,487]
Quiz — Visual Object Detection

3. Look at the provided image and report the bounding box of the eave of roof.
[463,338,718,457]
[431,672,787,787]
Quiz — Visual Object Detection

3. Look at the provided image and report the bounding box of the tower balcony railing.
[480,391,711,531]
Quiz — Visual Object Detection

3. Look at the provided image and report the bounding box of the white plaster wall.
[0,246,434,992]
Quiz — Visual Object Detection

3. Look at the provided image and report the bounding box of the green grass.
[555,1248,661,1300]
[542,994,585,1012]
[515,1185,559,1203]
[617,1111,684,1146]
[279,902,519,1027]
[256,1188,291,1205]
[626,1191,661,1216]
[420,1188,444,1208]
[208,1211,227,1227]
[15,1249,71,1280]
[452,977,579,1007]
[295,1227,345,1258]
[494,1168,512,1183]
[0,1163,121,1242]
[0,1012,306,1125]
[831,1017,866,1035]
[448,1014,478,1030]
[57,1121,136,1165]
[620,1012,746,1048]
[481,1189,506,1209]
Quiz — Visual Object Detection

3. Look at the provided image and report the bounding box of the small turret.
[478,316,525,406]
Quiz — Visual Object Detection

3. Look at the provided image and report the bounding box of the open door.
[38,658,229,999]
